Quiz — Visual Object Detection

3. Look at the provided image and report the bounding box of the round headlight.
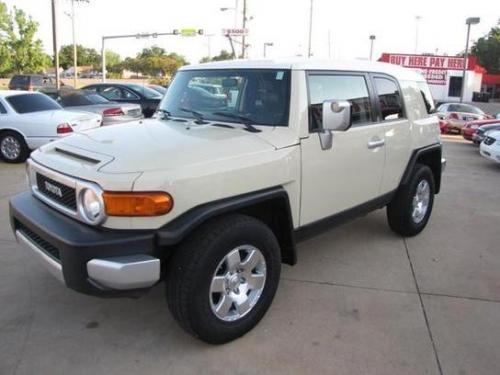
[81,188,103,222]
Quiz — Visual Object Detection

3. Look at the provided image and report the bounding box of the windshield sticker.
[276,71,284,80]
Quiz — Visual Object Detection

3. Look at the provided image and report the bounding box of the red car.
[462,119,500,141]
[439,120,449,134]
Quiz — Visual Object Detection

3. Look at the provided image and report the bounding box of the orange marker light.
[103,192,173,216]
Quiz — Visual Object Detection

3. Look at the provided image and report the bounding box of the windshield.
[159,69,291,126]
[127,84,163,99]
[6,93,62,114]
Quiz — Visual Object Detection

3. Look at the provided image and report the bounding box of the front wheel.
[166,214,281,344]
[387,164,435,237]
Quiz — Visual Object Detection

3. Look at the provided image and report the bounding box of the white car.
[10,59,444,344]
[0,90,102,163]
[480,130,500,164]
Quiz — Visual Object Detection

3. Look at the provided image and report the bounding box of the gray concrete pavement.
[1,138,499,374]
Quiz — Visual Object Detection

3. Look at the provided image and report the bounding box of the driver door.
[300,72,386,225]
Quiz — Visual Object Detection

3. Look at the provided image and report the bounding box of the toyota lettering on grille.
[44,181,63,197]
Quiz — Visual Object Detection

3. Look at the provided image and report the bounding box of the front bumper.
[480,143,500,164]
[10,192,160,297]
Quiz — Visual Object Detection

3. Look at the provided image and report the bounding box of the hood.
[35,118,285,174]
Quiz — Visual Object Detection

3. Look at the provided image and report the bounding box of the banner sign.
[418,68,447,85]
[379,53,473,71]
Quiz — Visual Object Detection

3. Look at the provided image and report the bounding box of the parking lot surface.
[1,138,499,375]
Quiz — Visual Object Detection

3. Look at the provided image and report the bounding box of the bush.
[149,76,171,86]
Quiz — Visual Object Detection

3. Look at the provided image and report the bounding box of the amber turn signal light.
[103,192,173,216]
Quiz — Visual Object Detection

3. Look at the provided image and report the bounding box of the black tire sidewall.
[404,165,435,234]
[181,217,281,343]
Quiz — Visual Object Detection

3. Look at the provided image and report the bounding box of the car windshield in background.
[149,85,167,95]
[447,104,484,115]
[159,69,291,126]
[127,84,163,99]
[6,93,62,114]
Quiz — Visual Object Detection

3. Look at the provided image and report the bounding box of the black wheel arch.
[156,186,297,265]
[400,143,443,194]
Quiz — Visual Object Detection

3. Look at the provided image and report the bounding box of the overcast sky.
[4,0,499,64]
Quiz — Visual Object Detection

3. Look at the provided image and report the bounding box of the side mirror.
[322,100,352,131]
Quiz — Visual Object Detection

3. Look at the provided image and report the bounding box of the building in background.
[482,74,500,100]
[379,53,486,103]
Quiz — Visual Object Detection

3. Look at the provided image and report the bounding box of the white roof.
[181,58,425,82]
[0,90,34,98]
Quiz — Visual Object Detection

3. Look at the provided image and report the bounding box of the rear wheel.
[166,214,281,344]
[0,131,29,163]
[387,164,435,236]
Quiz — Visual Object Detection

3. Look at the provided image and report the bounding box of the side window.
[0,101,7,114]
[374,77,404,120]
[31,76,43,87]
[100,87,123,100]
[417,82,436,114]
[308,74,373,130]
[122,89,139,99]
[84,86,97,93]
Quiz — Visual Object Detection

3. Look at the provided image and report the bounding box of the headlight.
[79,187,105,224]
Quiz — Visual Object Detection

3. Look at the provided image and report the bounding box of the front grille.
[18,223,61,262]
[36,173,77,210]
[484,137,496,146]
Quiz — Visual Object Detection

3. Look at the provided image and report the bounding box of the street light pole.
[414,15,421,54]
[307,0,313,57]
[51,0,60,89]
[241,0,247,58]
[71,0,77,87]
[369,35,376,60]
[460,17,480,103]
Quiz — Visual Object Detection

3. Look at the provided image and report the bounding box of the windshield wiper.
[179,107,208,124]
[211,112,261,133]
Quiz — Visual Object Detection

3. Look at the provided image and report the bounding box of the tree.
[122,46,187,78]
[58,44,100,69]
[0,2,50,75]
[199,50,234,63]
[471,26,500,74]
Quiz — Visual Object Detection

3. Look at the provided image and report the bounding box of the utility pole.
[241,0,247,58]
[328,29,332,59]
[307,0,313,57]
[460,17,480,102]
[369,35,376,60]
[263,42,273,58]
[71,0,77,87]
[51,0,60,89]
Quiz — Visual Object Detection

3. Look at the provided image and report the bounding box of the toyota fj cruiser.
[9,59,444,344]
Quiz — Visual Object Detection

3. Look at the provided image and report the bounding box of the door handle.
[367,139,385,149]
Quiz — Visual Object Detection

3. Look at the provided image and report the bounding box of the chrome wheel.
[210,245,266,322]
[412,180,430,224]
[0,136,21,160]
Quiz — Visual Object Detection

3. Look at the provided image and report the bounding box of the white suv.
[10,59,444,344]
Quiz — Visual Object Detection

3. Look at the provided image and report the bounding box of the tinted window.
[31,76,43,86]
[308,74,373,129]
[60,92,93,106]
[86,93,109,104]
[10,75,29,86]
[99,87,125,100]
[374,77,404,120]
[0,102,6,114]
[6,93,62,114]
[127,84,162,99]
[160,69,291,126]
[418,82,435,114]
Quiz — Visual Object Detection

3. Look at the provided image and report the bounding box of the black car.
[81,83,162,118]
[473,123,500,144]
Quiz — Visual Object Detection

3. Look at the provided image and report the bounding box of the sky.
[3,0,500,64]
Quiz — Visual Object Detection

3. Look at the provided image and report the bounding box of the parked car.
[0,91,102,163]
[50,89,143,125]
[147,84,168,96]
[439,119,452,134]
[462,119,500,141]
[81,83,162,118]
[10,59,444,344]
[473,123,500,144]
[9,74,58,94]
[479,130,500,164]
[437,103,491,125]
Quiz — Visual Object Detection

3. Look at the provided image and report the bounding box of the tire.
[387,163,435,237]
[166,214,281,344]
[0,131,29,163]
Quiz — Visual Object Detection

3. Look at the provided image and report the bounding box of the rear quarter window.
[10,75,29,86]
[417,82,436,114]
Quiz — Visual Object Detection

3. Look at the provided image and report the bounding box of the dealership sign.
[222,28,249,36]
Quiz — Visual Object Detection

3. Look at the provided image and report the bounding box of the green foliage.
[58,44,100,69]
[121,45,187,78]
[471,27,500,74]
[199,50,234,63]
[0,2,50,76]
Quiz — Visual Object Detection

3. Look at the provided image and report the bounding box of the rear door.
[300,71,386,225]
